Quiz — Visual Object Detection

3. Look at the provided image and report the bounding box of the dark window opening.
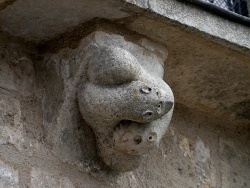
[205,0,249,17]
[181,0,250,26]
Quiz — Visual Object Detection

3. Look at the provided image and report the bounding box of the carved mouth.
[113,119,158,156]
[120,119,133,126]
[115,120,133,130]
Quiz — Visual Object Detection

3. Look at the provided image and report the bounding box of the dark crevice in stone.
[0,0,17,12]
[230,99,250,120]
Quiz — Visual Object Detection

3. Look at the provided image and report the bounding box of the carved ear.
[87,46,142,85]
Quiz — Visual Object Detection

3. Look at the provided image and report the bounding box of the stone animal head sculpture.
[78,31,174,172]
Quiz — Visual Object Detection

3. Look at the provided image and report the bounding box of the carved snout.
[78,80,174,127]
[137,84,174,122]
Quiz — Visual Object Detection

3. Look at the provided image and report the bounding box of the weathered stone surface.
[0,1,249,187]
[0,0,249,56]
[123,0,250,51]
[0,42,249,187]
[43,30,174,172]
[0,60,17,92]
[119,106,250,188]
[29,168,75,188]
[77,32,174,171]
[0,160,19,188]
[0,94,26,152]
[219,138,250,188]
[0,0,16,11]
[0,48,42,157]
[0,47,38,97]
[124,16,250,123]
[125,0,148,8]
[0,0,129,41]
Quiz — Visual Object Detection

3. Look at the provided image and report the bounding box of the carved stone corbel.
[77,31,174,172]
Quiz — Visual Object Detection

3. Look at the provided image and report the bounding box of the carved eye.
[143,110,154,119]
[148,132,157,142]
[157,102,163,114]
[141,86,152,94]
[134,135,142,145]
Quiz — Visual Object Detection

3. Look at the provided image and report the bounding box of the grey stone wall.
[0,26,249,188]
[0,0,249,186]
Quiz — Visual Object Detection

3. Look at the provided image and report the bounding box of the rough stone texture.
[123,0,250,51]
[0,160,19,188]
[0,0,249,55]
[0,0,16,11]
[0,40,105,188]
[29,168,75,188]
[0,52,249,187]
[0,0,129,41]
[122,16,250,124]
[0,1,249,187]
[76,31,174,171]
[39,29,174,172]
[0,44,41,157]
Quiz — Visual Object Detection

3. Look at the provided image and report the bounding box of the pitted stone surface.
[0,33,249,187]
[29,168,75,188]
[43,30,173,172]
[0,0,129,41]
[0,160,19,188]
[0,48,41,157]
[124,16,250,122]
[77,31,174,171]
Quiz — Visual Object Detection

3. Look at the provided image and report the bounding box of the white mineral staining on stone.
[0,160,19,188]
[178,137,191,158]
[77,31,174,172]
[29,168,75,188]
[195,138,210,163]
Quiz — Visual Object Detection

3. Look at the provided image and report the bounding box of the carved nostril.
[143,110,153,119]
[157,102,163,114]
[134,135,142,145]
[148,132,157,142]
[158,103,162,108]
[141,86,152,94]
